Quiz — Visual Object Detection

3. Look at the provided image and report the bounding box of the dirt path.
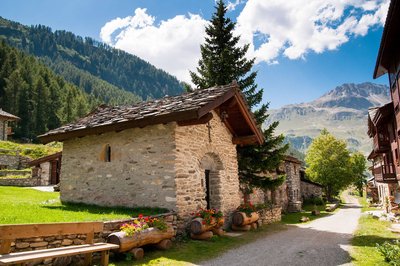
[201,194,361,266]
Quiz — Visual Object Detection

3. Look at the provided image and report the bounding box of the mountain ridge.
[266,82,390,155]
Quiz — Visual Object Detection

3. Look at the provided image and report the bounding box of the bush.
[377,240,400,265]
[303,196,325,206]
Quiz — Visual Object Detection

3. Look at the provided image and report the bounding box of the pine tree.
[191,0,288,194]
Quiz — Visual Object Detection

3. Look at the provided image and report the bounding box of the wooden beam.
[234,93,264,145]
[0,222,103,240]
[177,113,213,126]
[232,135,258,145]
[197,89,235,118]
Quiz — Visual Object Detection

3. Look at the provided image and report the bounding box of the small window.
[105,144,111,162]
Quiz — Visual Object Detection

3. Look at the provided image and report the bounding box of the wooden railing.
[373,133,390,152]
[373,163,397,182]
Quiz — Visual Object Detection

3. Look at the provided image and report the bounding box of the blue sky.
[1,0,389,108]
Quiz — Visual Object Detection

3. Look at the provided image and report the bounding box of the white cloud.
[100,8,207,83]
[236,0,390,63]
[100,1,389,83]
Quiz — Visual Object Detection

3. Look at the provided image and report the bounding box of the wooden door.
[50,160,59,185]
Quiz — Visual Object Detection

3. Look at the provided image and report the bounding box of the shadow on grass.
[352,234,399,247]
[42,202,168,217]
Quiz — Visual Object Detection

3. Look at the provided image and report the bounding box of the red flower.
[138,214,143,219]
[202,220,206,225]
[145,217,149,222]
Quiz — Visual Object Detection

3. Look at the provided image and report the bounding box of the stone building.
[300,173,324,201]
[39,83,264,223]
[246,155,303,212]
[28,152,62,186]
[0,109,20,141]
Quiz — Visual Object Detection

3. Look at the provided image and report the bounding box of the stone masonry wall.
[0,177,40,186]
[174,111,240,226]
[285,161,302,212]
[0,154,20,169]
[300,181,323,200]
[0,120,5,141]
[60,124,177,210]
[8,213,177,266]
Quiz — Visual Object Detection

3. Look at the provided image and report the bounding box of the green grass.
[0,186,167,224]
[358,193,380,213]
[351,215,399,266]
[110,223,287,266]
[0,140,62,159]
[281,204,331,224]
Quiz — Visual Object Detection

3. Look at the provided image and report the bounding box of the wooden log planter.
[107,226,175,259]
[189,217,225,240]
[232,212,259,231]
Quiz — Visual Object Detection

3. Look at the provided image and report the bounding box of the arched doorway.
[199,153,224,210]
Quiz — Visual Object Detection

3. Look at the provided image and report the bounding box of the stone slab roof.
[39,83,264,144]
[0,109,20,121]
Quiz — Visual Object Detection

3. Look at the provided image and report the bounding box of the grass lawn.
[110,223,287,266]
[350,194,399,265]
[281,204,331,224]
[0,186,167,224]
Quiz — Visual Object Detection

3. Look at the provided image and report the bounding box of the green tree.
[190,0,288,195]
[305,129,353,200]
[350,152,367,197]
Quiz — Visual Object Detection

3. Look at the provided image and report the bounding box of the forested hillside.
[0,17,184,100]
[0,41,96,140]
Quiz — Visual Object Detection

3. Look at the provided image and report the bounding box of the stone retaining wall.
[257,206,282,224]
[8,213,177,266]
[0,170,31,177]
[0,177,40,187]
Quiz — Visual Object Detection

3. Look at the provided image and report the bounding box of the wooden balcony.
[373,133,390,153]
[373,163,397,183]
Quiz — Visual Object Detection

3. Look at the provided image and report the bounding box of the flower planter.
[232,211,259,226]
[190,217,216,235]
[107,226,175,253]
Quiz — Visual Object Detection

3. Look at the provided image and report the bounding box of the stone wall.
[0,120,6,141]
[174,111,240,227]
[285,161,302,212]
[300,180,323,200]
[258,206,282,224]
[0,177,40,186]
[0,153,30,170]
[8,213,177,266]
[60,124,177,209]
[0,170,31,177]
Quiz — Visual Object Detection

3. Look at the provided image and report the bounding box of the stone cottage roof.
[39,82,264,145]
[0,109,20,121]
[28,152,62,167]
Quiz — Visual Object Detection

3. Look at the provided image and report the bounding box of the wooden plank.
[0,243,119,265]
[0,240,11,255]
[0,222,103,240]
[232,136,258,145]
[197,89,235,118]
[84,231,95,265]
[177,112,213,126]
[100,250,110,266]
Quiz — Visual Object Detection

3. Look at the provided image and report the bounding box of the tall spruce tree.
[190,0,288,195]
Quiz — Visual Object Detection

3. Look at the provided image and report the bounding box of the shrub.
[377,240,400,265]
[303,196,325,206]
[236,202,257,217]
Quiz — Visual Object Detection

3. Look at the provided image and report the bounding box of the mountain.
[0,41,93,140]
[265,82,390,155]
[0,17,184,103]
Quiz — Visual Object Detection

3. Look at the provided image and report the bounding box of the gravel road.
[201,194,361,266]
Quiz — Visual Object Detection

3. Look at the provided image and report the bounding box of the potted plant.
[107,214,175,256]
[189,208,224,239]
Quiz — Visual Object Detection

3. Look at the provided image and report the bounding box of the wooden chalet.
[369,0,400,206]
[0,109,20,141]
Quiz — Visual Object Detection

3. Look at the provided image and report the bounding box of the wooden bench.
[0,222,119,266]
